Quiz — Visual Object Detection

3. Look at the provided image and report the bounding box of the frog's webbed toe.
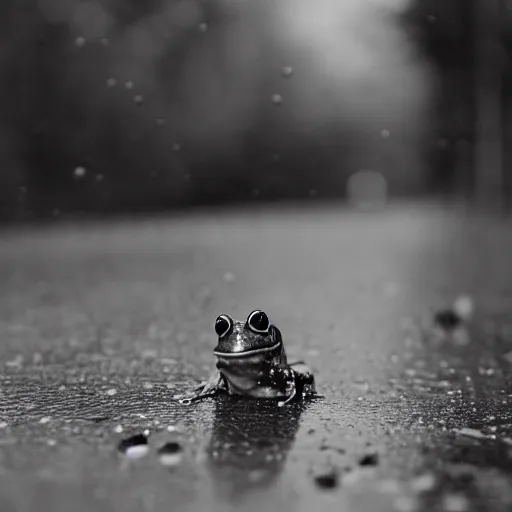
[277,366,317,406]
[174,371,226,404]
[277,382,297,407]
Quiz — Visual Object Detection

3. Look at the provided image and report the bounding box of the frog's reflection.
[205,395,307,501]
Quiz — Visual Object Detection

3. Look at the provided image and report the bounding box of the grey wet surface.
[1,203,512,511]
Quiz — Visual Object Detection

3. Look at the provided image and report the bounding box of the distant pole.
[474,0,504,210]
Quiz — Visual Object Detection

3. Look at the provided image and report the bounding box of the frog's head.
[213,310,282,358]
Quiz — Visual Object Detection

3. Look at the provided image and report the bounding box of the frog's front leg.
[277,366,317,406]
[174,370,227,404]
[277,378,297,407]
[290,362,317,398]
[260,363,297,407]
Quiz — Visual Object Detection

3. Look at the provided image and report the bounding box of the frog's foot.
[291,366,320,399]
[302,384,323,399]
[277,374,298,407]
[277,386,297,407]
[174,371,225,405]
[176,392,216,405]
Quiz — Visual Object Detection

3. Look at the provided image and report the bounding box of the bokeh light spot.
[271,94,283,105]
[74,166,86,178]
[281,66,294,78]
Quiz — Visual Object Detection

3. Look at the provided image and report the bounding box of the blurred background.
[0,0,507,221]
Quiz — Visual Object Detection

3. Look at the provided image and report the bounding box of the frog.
[175,310,317,407]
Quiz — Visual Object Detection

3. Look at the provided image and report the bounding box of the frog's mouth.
[213,341,281,358]
[215,353,270,379]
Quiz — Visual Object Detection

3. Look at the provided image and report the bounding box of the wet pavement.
[1,202,512,511]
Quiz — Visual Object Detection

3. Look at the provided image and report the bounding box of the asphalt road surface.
[1,202,512,512]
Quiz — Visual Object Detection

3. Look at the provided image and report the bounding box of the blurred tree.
[404,0,510,209]
[0,0,435,221]
[401,0,476,198]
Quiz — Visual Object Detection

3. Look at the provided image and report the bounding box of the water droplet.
[312,467,339,489]
[353,380,370,393]
[106,78,116,87]
[0,422,8,429]
[75,36,86,47]
[281,66,293,78]
[134,94,143,105]
[118,434,149,459]
[158,442,183,467]
[198,22,208,32]
[434,309,461,331]
[359,453,379,466]
[96,174,104,182]
[143,382,154,390]
[167,425,177,432]
[309,189,317,197]
[47,439,57,446]
[124,81,134,90]
[453,295,474,319]
[156,117,166,127]
[39,417,51,424]
[114,425,124,433]
[426,15,436,23]
[271,153,280,162]
[74,166,86,178]
[106,388,117,396]
[380,129,390,138]
[251,188,260,197]
[172,143,181,152]
[100,37,109,46]
[271,94,283,105]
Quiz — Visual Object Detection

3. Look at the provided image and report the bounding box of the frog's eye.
[247,310,270,333]
[215,315,232,338]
